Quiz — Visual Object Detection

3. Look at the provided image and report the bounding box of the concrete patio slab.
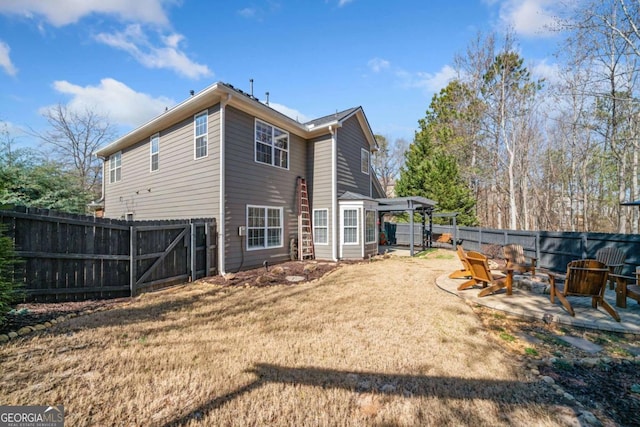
[436,273,640,335]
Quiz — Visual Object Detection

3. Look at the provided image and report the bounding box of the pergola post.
[408,206,414,257]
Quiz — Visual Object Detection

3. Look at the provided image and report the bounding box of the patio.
[436,272,640,334]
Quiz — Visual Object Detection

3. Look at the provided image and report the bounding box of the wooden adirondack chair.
[457,251,509,297]
[610,266,640,308]
[449,245,472,279]
[503,244,536,275]
[595,247,627,290]
[548,259,620,322]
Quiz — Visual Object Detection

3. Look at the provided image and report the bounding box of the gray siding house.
[96,82,384,273]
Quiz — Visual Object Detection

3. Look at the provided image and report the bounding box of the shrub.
[0,226,22,325]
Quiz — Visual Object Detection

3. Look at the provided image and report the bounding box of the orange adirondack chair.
[449,245,472,279]
[548,259,620,322]
[457,251,509,297]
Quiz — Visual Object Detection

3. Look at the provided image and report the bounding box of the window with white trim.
[255,119,289,168]
[313,209,328,245]
[194,111,208,159]
[150,133,159,171]
[365,210,376,243]
[361,148,370,174]
[247,205,283,250]
[343,209,358,244]
[109,151,121,183]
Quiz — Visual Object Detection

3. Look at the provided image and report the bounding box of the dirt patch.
[200,259,351,288]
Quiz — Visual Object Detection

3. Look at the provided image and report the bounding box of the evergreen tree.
[396,129,477,225]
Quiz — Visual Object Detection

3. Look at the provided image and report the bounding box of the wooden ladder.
[297,177,315,260]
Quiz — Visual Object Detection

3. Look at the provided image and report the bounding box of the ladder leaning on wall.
[297,177,315,260]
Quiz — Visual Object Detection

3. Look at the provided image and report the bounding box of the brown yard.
[0,251,636,426]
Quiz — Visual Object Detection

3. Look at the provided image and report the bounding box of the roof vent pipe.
[190,90,195,96]
[250,79,254,97]
[265,91,270,106]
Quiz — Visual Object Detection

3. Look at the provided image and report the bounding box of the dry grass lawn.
[0,251,573,426]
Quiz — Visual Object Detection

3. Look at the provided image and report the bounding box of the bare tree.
[372,134,407,196]
[33,104,116,197]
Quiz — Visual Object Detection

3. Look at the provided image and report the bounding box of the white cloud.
[95,25,212,79]
[269,102,311,123]
[46,78,175,128]
[338,0,355,6]
[0,40,17,76]
[0,0,171,26]
[531,59,561,84]
[495,0,560,37]
[368,57,390,73]
[238,7,259,19]
[397,65,457,93]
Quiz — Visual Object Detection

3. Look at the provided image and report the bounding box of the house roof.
[96,82,378,157]
[621,200,640,206]
[304,107,360,128]
[338,191,377,201]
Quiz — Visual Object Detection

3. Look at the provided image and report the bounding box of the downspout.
[219,94,231,274]
[88,156,106,215]
[329,125,338,261]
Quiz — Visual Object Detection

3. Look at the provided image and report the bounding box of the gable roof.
[304,107,360,128]
[96,82,378,157]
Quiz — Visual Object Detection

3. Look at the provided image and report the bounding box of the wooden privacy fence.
[414,223,640,275]
[0,207,217,301]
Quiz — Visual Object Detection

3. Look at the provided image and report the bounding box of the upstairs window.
[194,110,208,159]
[361,148,370,175]
[255,119,289,169]
[150,133,159,171]
[109,152,121,183]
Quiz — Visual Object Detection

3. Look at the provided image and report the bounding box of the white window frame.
[150,133,159,172]
[254,118,289,169]
[246,205,284,251]
[365,210,377,243]
[342,208,359,245]
[361,148,370,175]
[109,151,121,183]
[194,110,208,159]
[313,209,329,245]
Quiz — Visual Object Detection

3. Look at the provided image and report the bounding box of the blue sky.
[0,0,565,150]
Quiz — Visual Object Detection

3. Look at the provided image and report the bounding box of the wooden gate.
[130,220,218,295]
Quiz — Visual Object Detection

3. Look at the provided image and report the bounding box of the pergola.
[376,196,436,256]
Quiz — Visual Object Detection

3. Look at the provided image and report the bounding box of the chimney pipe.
[265,91,270,106]
[250,79,254,97]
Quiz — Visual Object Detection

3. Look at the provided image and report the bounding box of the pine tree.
[396,89,478,226]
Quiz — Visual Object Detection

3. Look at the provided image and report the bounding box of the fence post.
[190,221,196,281]
[536,231,541,264]
[129,225,137,296]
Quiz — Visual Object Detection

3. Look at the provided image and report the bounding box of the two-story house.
[96,82,388,274]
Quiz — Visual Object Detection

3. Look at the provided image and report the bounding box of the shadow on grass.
[39,281,319,339]
[163,363,568,426]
